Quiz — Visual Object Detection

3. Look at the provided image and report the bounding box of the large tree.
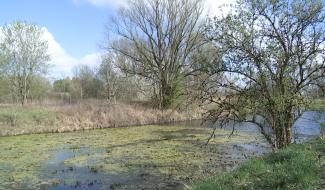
[0,21,50,105]
[201,0,325,148]
[109,0,204,109]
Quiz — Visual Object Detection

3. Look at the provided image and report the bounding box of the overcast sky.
[0,0,234,78]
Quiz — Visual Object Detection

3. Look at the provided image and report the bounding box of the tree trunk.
[160,78,173,109]
[23,93,27,106]
[107,86,110,102]
[19,85,25,106]
[285,112,293,145]
[285,126,292,145]
[275,126,286,148]
[274,113,294,148]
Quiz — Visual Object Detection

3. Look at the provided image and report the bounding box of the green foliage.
[0,76,12,103]
[192,138,325,190]
[53,78,71,93]
[28,75,52,102]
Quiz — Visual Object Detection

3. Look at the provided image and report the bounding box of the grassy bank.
[191,137,325,190]
[0,106,59,136]
[0,101,202,136]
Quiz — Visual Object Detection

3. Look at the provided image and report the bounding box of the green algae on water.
[0,124,270,189]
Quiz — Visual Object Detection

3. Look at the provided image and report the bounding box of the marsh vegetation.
[0,123,270,189]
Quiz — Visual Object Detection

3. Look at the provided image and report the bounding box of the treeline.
[0,62,142,104]
[52,62,141,103]
[0,75,51,104]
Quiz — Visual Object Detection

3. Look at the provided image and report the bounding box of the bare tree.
[201,0,325,148]
[0,21,50,105]
[98,54,118,102]
[108,0,205,109]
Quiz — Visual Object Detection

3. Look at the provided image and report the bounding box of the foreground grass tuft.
[191,138,325,190]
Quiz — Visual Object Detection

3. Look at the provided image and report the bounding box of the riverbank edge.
[0,119,206,138]
[0,102,204,137]
[189,134,325,190]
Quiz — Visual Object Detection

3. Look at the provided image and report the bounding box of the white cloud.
[72,0,235,14]
[0,29,3,41]
[205,0,235,17]
[0,27,100,79]
[72,0,127,8]
[41,28,102,79]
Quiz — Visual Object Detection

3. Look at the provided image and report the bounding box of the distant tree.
[0,21,50,105]
[0,76,12,103]
[109,0,205,109]
[201,0,325,148]
[69,78,83,100]
[73,65,91,99]
[73,65,102,99]
[52,78,73,103]
[98,54,118,102]
[28,75,52,103]
[53,78,71,93]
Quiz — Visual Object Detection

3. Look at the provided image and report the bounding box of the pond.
[293,111,325,143]
[0,112,322,190]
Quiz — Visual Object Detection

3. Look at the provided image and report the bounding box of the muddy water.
[0,113,322,190]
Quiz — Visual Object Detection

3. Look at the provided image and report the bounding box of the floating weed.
[0,125,270,189]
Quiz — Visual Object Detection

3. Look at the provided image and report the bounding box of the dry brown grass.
[0,100,202,136]
[53,101,201,132]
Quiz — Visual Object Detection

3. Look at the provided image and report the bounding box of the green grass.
[0,106,58,136]
[0,107,52,122]
[191,138,325,190]
[309,99,325,111]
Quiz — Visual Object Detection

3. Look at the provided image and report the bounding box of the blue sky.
[0,0,117,59]
[0,0,129,78]
[0,0,231,78]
